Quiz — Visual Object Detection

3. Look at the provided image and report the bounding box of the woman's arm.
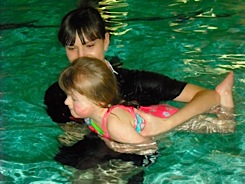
[101,137,158,155]
[115,68,187,106]
[44,81,72,123]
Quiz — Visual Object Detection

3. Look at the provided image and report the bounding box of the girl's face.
[65,32,110,63]
[64,91,97,119]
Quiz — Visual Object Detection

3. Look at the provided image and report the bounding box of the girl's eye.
[70,95,76,101]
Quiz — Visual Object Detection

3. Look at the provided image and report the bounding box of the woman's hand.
[101,137,158,155]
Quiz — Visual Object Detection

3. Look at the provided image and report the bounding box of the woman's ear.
[104,33,110,51]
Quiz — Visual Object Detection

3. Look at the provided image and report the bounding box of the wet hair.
[59,57,120,108]
[58,2,107,46]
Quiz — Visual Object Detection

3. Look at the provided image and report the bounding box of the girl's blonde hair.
[59,57,120,107]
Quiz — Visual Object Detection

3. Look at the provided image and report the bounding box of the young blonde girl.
[59,57,235,155]
[59,57,174,146]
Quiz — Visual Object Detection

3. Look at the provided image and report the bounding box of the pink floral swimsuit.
[85,104,178,139]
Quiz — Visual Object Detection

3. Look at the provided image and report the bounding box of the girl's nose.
[64,96,71,106]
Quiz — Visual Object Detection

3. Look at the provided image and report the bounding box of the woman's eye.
[86,41,96,48]
[86,44,95,48]
[66,46,75,50]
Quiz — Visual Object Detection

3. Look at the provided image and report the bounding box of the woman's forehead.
[74,31,99,45]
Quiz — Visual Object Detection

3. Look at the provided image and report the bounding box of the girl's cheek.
[73,103,81,111]
[73,103,86,116]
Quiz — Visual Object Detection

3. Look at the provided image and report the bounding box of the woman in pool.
[45,0,235,167]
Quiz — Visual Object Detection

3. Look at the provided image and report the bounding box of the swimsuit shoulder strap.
[101,105,136,139]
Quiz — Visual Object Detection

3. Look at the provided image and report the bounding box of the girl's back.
[103,104,178,144]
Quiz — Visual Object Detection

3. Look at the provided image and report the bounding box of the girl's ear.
[98,101,110,108]
[104,33,110,51]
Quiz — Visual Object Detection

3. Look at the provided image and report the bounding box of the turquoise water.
[1,0,244,183]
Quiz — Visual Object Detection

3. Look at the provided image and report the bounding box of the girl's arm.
[116,68,220,134]
[137,84,220,136]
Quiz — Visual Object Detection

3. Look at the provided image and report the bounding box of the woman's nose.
[77,47,86,58]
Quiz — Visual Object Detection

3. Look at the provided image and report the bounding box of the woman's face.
[65,32,110,63]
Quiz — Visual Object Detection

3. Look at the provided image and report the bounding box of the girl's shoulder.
[105,105,135,133]
[106,107,144,143]
[107,105,134,125]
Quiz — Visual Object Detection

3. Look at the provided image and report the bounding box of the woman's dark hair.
[58,3,106,46]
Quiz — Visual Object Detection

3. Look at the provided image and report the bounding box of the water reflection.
[98,0,131,35]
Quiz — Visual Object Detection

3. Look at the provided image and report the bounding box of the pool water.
[1,0,244,183]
